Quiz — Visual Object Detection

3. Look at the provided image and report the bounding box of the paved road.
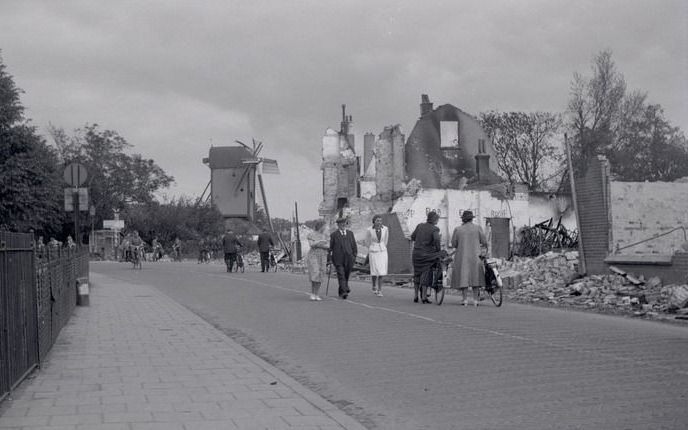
[93,261,688,430]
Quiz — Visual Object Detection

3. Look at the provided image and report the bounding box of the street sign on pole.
[64,163,88,187]
[103,220,125,229]
[64,188,75,211]
[78,188,89,211]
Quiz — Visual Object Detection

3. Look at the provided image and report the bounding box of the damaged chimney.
[363,132,375,174]
[420,94,433,116]
[475,138,490,184]
[341,104,349,135]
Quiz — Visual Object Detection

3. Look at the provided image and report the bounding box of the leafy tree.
[50,124,174,229]
[609,104,688,181]
[567,50,688,181]
[125,196,224,246]
[480,111,562,191]
[0,55,63,235]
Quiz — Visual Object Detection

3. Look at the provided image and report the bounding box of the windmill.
[232,139,280,232]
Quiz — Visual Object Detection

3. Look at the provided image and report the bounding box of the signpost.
[64,163,88,244]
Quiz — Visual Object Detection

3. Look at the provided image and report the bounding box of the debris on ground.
[498,251,688,320]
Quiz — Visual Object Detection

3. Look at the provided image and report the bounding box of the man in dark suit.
[256,228,275,272]
[222,229,242,272]
[329,217,357,299]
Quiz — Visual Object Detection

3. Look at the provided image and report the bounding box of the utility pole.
[294,201,302,260]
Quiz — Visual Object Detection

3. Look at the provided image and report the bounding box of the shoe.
[342,294,348,300]
[309,294,316,301]
[315,296,322,301]
[376,291,383,297]
[462,299,468,306]
[414,297,419,303]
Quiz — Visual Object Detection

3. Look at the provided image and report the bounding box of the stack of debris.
[500,251,688,319]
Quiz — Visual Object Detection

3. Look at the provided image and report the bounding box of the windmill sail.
[260,158,280,174]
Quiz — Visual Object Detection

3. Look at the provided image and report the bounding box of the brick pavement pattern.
[0,273,366,430]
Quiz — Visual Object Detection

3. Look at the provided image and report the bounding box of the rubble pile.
[500,251,688,319]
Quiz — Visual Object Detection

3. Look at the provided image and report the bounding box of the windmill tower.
[201,140,279,228]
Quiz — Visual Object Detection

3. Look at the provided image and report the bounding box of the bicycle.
[479,256,503,307]
[268,249,279,272]
[198,249,210,264]
[421,251,453,305]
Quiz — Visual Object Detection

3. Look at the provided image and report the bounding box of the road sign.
[103,220,125,230]
[78,188,89,211]
[64,188,75,211]
[64,163,88,187]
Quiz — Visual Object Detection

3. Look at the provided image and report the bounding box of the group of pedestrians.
[306,215,387,301]
[306,210,487,306]
[221,227,275,273]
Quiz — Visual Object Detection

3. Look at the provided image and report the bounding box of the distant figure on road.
[365,214,389,297]
[256,228,275,272]
[329,217,357,300]
[172,237,182,261]
[450,210,488,306]
[151,236,163,261]
[222,229,242,272]
[306,219,329,301]
[411,211,442,304]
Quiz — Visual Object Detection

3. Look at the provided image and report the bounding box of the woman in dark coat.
[411,211,442,303]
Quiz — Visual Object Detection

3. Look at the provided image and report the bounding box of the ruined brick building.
[318,105,359,217]
[317,95,575,271]
[405,94,502,189]
[319,94,502,216]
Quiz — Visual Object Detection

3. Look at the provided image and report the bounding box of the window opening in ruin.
[337,197,348,211]
[440,121,459,149]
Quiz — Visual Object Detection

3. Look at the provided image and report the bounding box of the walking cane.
[325,263,332,297]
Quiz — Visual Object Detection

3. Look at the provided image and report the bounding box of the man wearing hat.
[329,217,358,299]
[450,210,488,306]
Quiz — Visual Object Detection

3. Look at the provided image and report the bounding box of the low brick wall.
[605,252,688,285]
[610,182,688,254]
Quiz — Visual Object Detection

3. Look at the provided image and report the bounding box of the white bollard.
[76,278,90,306]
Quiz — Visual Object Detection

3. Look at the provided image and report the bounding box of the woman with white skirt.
[365,215,389,296]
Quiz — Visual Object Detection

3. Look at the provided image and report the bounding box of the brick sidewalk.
[0,273,366,430]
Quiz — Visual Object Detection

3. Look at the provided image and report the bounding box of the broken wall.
[610,181,688,254]
[392,189,576,249]
[373,125,405,202]
[405,101,498,189]
[319,128,358,215]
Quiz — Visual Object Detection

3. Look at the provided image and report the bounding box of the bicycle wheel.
[434,284,444,305]
[488,283,503,307]
[429,268,442,305]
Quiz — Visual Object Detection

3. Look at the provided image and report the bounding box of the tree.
[567,50,630,172]
[50,124,174,229]
[480,111,562,191]
[609,104,688,181]
[567,50,688,181]
[0,55,63,235]
[125,196,224,245]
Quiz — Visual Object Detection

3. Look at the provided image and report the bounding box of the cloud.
[1,0,686,220]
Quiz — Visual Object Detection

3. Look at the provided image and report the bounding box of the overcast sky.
[1,0,686,220]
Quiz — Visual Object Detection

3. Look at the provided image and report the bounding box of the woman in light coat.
[365,215,389,296]
[306,219,329,301]
[450,210,488,306]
